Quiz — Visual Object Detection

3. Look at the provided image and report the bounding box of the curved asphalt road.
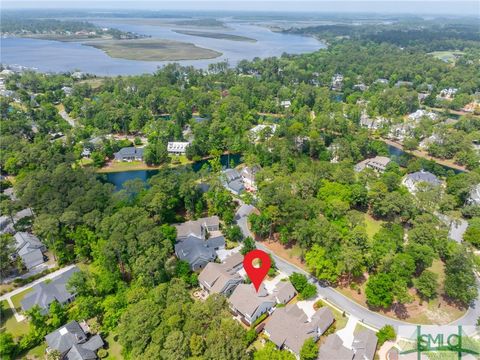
[235,203,480,330]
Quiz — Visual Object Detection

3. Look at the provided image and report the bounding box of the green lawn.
[354,322,372,335]
[105,332,124,360]
[364,213,383,239]
[168,154,192,166]
[429,51,465,63]
[0,300,30,338]
[18,343,47,359]
[11,287,33,312]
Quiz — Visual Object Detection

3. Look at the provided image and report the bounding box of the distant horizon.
[2,1,479,16]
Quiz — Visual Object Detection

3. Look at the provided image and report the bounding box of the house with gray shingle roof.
[351,328,378,360]
[222,169,245,195]
[354,156,391,173]
[318,334,354,360]
[229,283,276,326]
[264,304,334,355]
[271,281,297,305]
[114,147,144,161]
[174,216,225,271]
[317,328,378,360]
[45,320,104,360]
[14,232,46,270]
[403,170,442,193]
[21,266,79,314]
[198,252,243,296]
[14,208,34,222]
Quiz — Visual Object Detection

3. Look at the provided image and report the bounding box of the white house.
[354,156,391,173]
[403,170,442,193]
[240,165,261,191]
[438,88,458,100]
[250,124,278,142]
[467,184,480,205]
[408,109,438,122]
[229,284,276,326]
[331,74,344,91]
[198,252,243,296]
[167,141,190,155]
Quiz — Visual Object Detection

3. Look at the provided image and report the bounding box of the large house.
[198,252,243,296]
[402,170,442,193]
[14,232,46,270]
[264,304,334,355]
[229,284,276,326]
[359,113,388,130]
[45,320,104,360]
[354,156,391,173]
[174,216,225,271]
[21,266,79,314]
[318,328,378,360]
[167,141,190,155]
[331,74,344,91]
[240,166,261,192]
[222,169,245,195]
[114,147,144,161]
[408,109,438,122]
[250,124,278,142]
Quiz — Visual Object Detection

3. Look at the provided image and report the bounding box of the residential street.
[0,264,76,302]
[235,203,480,330]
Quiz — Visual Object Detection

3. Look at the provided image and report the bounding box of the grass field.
[78,78,105,90]
[105,332,124,360]
[429,51,465,63]
[86,38,222,61]
[173,30,257,42]
[0,300,30,338]
[364,213,384,239]
[11,287,33,312]
[97,156,193,173]
[97,160,155,173]
[19,343,47,359]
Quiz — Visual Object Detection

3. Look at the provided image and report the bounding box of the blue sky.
[3,1,479,15]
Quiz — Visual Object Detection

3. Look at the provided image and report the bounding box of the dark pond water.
[105,145,464,190]
[105,153,241,190]
[386,144,464,175]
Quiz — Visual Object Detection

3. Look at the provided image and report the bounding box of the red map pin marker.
[243,249,271,292]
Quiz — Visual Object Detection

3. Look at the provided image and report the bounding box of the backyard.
[0,300,30,338]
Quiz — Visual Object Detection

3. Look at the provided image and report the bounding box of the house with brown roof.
[228,284,276,326]
[198,252,244,296]
[264,304,334,355]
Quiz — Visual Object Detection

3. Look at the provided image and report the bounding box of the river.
[1,19,324,75]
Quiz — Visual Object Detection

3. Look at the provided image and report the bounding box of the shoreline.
[381,138,468,172]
